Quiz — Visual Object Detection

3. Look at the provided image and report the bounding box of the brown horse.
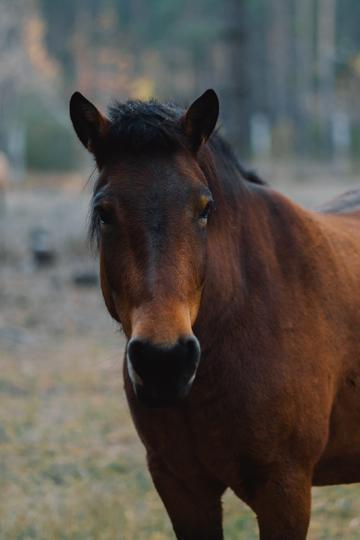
[70,89,360,540]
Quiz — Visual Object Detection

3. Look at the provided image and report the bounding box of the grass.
[0,339,172,540]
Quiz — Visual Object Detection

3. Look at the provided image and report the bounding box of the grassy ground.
[0,173,359,539]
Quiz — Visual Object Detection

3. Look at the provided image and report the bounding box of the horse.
[70,89,360,540]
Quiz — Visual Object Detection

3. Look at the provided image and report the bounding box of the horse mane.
[107,99,265,187]
[89,99,266,245]
[107,100,185,152]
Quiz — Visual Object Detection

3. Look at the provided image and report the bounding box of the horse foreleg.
[248,465,312,540]
[148,454,224,540]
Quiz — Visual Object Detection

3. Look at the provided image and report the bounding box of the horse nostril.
[182,336,201,364]
[127,338,147,386]
[126,335,201,389]
[127,337,146,364]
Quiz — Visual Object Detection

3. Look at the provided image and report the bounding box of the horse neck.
[194,182,319,351]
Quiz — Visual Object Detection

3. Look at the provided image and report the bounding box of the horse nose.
[127,336,201,405]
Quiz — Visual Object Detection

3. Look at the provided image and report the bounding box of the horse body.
[70,89,360,539]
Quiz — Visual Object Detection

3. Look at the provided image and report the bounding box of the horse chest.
[129,373,279,488]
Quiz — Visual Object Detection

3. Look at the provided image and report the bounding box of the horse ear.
[183,89,219,152]
[69,92,109,154]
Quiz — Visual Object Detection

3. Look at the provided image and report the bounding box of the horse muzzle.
[126,336,201,408]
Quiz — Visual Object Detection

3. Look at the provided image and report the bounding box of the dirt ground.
[0,166,360,539]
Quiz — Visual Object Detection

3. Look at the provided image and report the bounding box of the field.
[1,168,360,539]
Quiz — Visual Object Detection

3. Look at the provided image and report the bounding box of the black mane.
[107,100,186,152]
[106,99,265,186]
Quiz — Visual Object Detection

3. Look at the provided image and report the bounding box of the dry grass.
[0,175,359,539]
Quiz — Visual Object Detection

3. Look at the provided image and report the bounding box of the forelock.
[106,99,188,153]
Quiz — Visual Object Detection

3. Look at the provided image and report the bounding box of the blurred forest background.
[2,0,360,176]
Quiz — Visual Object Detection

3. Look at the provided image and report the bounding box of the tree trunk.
[218,0,251,157]
[317,0,336,157]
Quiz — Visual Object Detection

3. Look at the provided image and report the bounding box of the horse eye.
[97,206,113,226]
[198,201,213,224]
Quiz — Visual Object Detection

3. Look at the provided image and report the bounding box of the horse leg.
[247,465,312,540]
[148,454,224,540]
